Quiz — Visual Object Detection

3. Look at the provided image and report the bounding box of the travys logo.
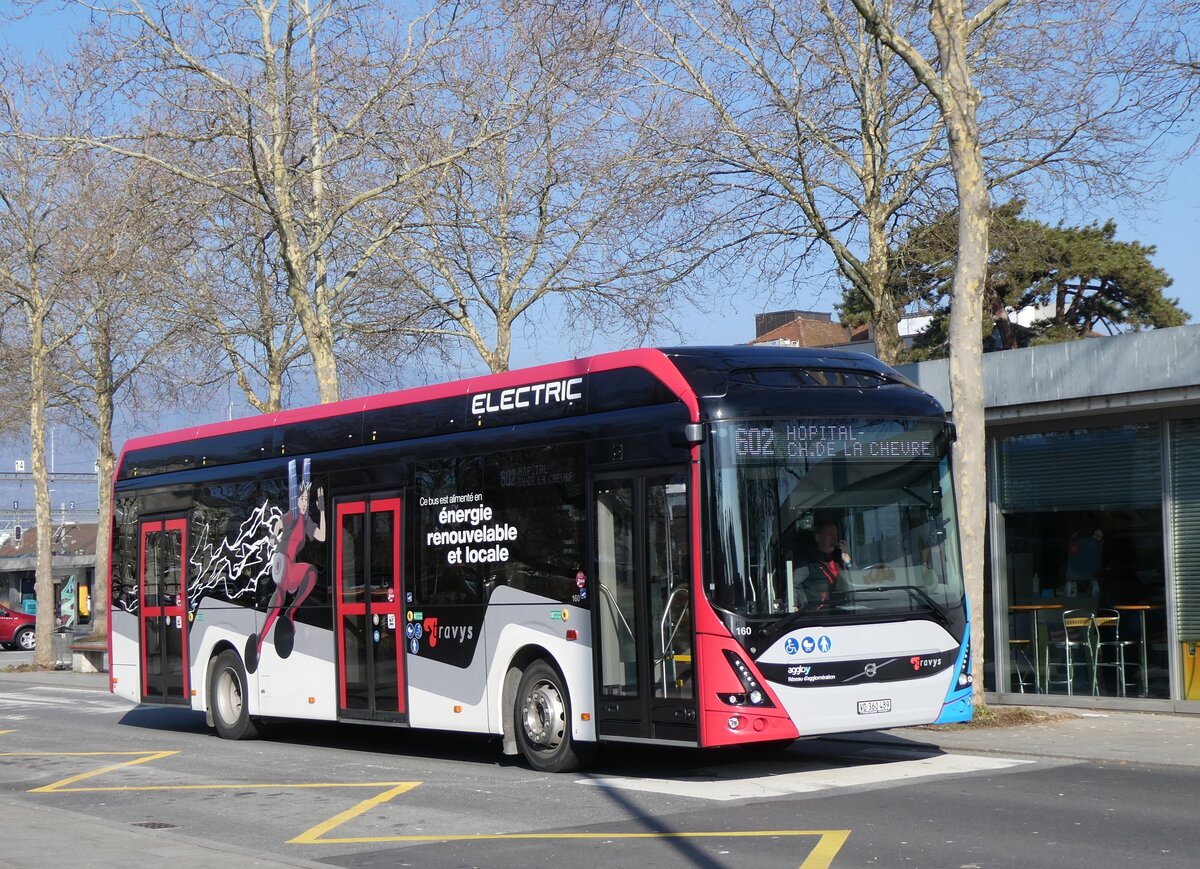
[420,617,475,648]
[910,655,943,671]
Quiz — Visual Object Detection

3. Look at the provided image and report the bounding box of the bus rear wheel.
[514,659,592,773]
[209,650,261,740]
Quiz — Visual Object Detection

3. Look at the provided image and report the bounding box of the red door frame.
[138,518,190,701]
[335,498,405,714]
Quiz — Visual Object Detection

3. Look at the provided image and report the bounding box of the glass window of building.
[995,424,1167,699]
[1170,418,1200,703]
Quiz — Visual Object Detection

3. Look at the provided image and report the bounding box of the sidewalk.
[843,706,1200,769]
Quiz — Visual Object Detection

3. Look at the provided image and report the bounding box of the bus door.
[138,517,189,704]
[335,497,406,720]
[592,469,696,742]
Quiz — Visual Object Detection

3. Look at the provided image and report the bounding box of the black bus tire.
[514,659,593,773]
[209,649,261,740]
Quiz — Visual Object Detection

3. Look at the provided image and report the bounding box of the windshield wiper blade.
[757,585,951,643]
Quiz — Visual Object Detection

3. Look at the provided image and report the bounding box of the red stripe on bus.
[116,349,698,463]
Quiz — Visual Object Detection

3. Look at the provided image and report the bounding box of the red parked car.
[0,604,36,651]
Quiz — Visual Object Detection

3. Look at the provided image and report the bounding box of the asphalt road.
[0,664,1194,868]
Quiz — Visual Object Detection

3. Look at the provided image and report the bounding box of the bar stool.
[1045,609,1094,695]
[1092,609,1137,697]
[1008,639,1037,693]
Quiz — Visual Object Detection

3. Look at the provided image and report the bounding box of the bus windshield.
[709,417,964,621]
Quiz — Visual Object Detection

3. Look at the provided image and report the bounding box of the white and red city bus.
[108,346,972,772]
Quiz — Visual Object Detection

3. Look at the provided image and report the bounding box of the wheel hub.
[218,669,243,721]
[522,680,565,748]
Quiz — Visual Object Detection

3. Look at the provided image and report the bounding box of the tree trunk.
[89,392,115,643]
[490,317,512,373]
[993,294,1018,349]
[285,265,341,404]
[872,284,904,365]
[934,0,990,702]
[310,329,340,403]
[865,182,903,365]
[29,316,56,670]
[266,369,284,413]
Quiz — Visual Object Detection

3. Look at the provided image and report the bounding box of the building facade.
[900,325,1200,713]
[0,524,97,629]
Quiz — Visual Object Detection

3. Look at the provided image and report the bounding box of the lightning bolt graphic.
[188,500,283,610]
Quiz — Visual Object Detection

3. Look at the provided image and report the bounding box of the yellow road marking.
[288,783,422,844]
[6,748,851,867]
[49,781,420,793]
[296,814,850,869]
[800,829,852,869]
[1,749,417,796]
[298,828,849,844]
[1,750,180,793]
[0,730,15,735]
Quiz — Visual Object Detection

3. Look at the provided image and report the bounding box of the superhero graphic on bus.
[246,458,326,673]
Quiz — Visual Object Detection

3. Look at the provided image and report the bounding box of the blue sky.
[1112,151,1200,322]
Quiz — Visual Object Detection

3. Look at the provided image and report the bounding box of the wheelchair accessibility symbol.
[784,637,800,656]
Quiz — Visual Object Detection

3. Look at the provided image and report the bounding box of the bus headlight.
[719,650,775,708]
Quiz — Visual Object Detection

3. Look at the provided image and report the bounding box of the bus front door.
[593,470,696,743]
[335,497,407,721]
[138,517,190,704]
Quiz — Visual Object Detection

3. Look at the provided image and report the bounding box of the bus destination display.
[730,419,941,463]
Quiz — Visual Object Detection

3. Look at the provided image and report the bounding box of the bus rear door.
[138,517,190,704]
[335,497,407,721]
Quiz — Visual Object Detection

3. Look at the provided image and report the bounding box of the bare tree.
[180,196,310,413]
[842,0,1007,700]
[57,0,502,402]
[383,0,717,372]
[54,160,191,643]
[1165,1,1200,151]
[636,0,952,363]
[0,62,101,667]
[842,0,1186,701]
[637,0,1177,362]
[0,309,29,437]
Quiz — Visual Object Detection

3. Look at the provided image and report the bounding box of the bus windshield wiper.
[846,585,951,629]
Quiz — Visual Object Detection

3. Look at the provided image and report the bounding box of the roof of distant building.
[0,523,98,559]
[750,315,853,349]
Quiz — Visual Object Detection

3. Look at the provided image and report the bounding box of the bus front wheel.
[209,649,261,740]
[514,659,592,773]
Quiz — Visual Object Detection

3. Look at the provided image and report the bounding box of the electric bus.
[108,345,971,772]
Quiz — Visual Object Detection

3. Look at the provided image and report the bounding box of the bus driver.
[793,518,851,607]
